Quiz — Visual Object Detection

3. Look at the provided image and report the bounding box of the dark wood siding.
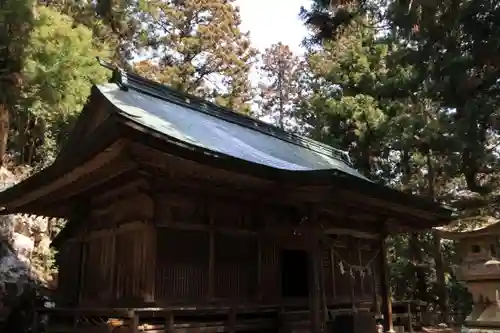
[155,229,209,302]
[214,233,257,300]
[56,241,82,306]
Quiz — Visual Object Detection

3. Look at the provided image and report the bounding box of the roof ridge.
[98,57,353,165]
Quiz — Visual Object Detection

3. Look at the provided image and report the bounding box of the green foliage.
[258,43,301,129]
[0,0,35,165]
[46,0,139,64]
[132,0,258,112]
[1,0,497,320]
[295,26,400,177]
[297,0,500,317]
[17,6,111,165]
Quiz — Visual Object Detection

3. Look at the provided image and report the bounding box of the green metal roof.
[98,62,370,182]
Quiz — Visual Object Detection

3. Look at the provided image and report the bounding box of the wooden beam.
[17,171,146,218]
[130,142,270,188]
[90,178,149,208]
[38,157,137,207]
[91,192,154,225]
[325,227,379,239]
[157,222,257,236]
[4,140,129,210]
[82,221,146,241]
[145,167,434,232]
[132,141,444,228]
[339,189,444,222]
[141,159,434,227]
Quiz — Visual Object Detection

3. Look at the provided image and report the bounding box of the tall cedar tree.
[44,0,139,65]
[258,43,300,129]
[18,6,110,165]
[303,0,500,203]
[300,0,481,319]
[133,0,257,113]
[295,15,454,313]
[0,0,35,165]
[296,24,392,178]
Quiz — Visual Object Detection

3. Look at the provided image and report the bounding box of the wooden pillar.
[318,245,329,325]
[76,240,87,305]
[142,222,157,303]
[76,215,89,305]
[372,260,381,316]
[330,247,336,299]
[309,226,323,333]
[257,236,263,302]
[378,235,394,333]
[109,224,117,303]
[208,212,215,299]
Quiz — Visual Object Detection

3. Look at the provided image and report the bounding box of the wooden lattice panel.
[214,233,258,300]
[82,235,114,303]
[260,241,280,302]
[155,229,209,301]
[56,241,82,305]
[115,229,145,301]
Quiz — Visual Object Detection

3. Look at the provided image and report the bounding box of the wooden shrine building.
[0,60,452,333]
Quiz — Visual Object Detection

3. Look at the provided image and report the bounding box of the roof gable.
[57,88,111,161]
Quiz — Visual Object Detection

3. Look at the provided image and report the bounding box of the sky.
[235,0,310,54]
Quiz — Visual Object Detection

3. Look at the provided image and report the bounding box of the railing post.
[166,310,175,333]
[407,302,413,333]
[228,307,236,333]
[32,309,39,333]
[130,311,139,333]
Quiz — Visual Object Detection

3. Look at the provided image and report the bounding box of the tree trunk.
[0,104,10,166]
[410,232,427,302]
[433,231,448,323]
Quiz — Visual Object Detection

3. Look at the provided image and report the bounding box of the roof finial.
[96,57,129,91]
[110,68,129,91]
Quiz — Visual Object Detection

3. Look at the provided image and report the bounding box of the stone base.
[460,303,500,333]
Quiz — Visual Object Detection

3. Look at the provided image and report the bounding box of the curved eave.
[436,223,500,240]
[0,118,121,215]
[0,108,452,228]
[435,216,500,240]
[118,114,452,225]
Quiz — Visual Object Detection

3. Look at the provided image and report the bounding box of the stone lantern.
[436,216,500,333]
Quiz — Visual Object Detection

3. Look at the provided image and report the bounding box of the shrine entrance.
[281,249,309,298]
